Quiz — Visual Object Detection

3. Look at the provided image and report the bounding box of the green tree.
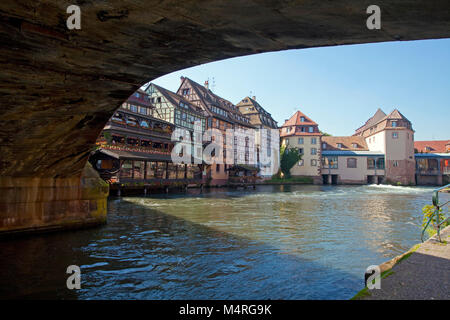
[279,145,302,178]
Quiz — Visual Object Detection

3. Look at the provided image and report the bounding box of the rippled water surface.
[1,184,446,299]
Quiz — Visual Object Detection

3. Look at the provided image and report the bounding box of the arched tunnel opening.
[0,1,449,236]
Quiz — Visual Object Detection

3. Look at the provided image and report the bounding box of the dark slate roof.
[149,83,205,117]
[179,77,254,128]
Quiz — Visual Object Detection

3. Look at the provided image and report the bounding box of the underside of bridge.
[0,0,449,234]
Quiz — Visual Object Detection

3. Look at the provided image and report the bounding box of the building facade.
[321,136,385,184]
[414,140,450,185]
[353,109,416,185]
[89,89,203,194]
[145,83,206,163]
[280,111,322,184]
[177,77,256,185]
[236,96,280,178]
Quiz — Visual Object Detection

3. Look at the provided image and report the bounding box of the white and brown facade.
[177,77,256,186]
[236,96,279,178]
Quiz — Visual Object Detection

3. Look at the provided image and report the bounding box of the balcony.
[97,142,172,156]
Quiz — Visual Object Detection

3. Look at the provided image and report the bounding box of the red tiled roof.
[322,136,369,151]
[282,110,317,127]
[415,140,449,153]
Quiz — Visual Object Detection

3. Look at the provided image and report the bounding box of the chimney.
[204,80,209,90]
[252,96,256,100]
[180,76,185,82]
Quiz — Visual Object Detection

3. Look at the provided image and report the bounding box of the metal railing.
[421,183,450,243]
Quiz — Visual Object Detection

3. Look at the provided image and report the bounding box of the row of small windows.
[122,103,150,116]
[285,126,315,133]
[321,157,385,169]
[284,137,318,145]
[211,105,228,117]
[323,142,360,149]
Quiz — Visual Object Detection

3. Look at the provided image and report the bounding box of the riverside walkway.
[360,225,450,300]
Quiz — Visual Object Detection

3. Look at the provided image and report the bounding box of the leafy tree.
[279,145,302,178]
[320,131,332,136]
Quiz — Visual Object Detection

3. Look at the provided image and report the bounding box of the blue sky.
[152,38,449,141]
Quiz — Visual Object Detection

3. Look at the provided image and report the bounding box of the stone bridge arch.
[0,0,449,234]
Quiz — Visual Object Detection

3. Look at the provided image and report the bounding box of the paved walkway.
[361,226,450,300]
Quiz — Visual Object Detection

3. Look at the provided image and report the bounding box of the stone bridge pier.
[0,1,449,235]
[0,165,108,235]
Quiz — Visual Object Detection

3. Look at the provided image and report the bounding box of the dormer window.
[337,143,343,148]
[322,143,327,149]
[300,116,305,122]
[352,143,358,148]
[391,121,398,127]
[309,127,314,133]
[182,88,190,95]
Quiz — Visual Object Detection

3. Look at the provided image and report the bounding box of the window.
[157,97,161,103]
[182,88,190,95]
[337,143,343,148]
[367,158,375,169]
[347,158,357,168]
[351,143,358,148]
[207,118,212,128]
[216,164,220,172]
[322,157,338,169]
[300,116,305,122]
[377,158,385,169]
[311,137,317,144]
[285,138,289,145]
[298,159,304,166]
[311,159,317,166]
[309,127,314,133]
[286,127,291,133]
[298,137,304,144]
[311,148,317,155]
[393,161,399,167]
[392,132,398,139]
[322,143,327,149]
[301,127,306,132]
[391,121,397,127]
[298,148,304,154]
[130,105,138,113]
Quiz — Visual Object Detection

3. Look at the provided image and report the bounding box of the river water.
[0,184,445,300]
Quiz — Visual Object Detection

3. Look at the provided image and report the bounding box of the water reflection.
[0,184,443,299]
